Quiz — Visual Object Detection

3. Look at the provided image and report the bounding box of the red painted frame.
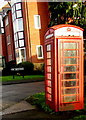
[44,24,84,112]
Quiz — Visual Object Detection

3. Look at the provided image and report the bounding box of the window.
[36,45,43,59]
[13,21,17,33]
[16,10,22,18]
[20,48,26,62]
[1,28,4,33]
[15,41,18,48]
[18,31,24,39]
[7,35,11,45]
[15,49,20,64]
[34,15,41,29]
[16,18,23,31]
[12,12,16,21]
[14,33,18,41]
[19,40,24,47]
[16,3,21,10]
[5,16,9,26]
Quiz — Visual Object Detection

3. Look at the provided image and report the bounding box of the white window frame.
[36,45,43,59]
[34,15,41,29]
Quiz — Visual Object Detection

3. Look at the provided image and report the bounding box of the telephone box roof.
[50,24,84,31]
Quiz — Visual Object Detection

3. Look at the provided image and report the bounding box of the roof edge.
[51,24,84,31]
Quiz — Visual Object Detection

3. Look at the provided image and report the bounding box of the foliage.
[33,63,45,75]
[25,92,53,113]
[48,2,86,37]
[17,61,34,75]
[2,60,16,76]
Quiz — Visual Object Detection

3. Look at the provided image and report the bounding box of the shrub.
[33,63,45,75]
[17,61,34,75]
[2,60,16,76]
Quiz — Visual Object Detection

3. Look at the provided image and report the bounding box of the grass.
[0,75,44,82]
[25,82,86,120]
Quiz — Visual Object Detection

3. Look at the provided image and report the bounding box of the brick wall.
[4,10,15,62]
[22,2,49,64]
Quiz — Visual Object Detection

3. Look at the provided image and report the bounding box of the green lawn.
[0,75,44,82]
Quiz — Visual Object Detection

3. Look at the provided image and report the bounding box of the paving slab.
[1,101,35,116]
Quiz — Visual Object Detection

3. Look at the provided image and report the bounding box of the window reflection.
[63,88,77,94]
[63,43,78,49]
[63,96,77,102]
[64,50,77,57]
[47,59,51,65]
[63,73,76,79]
[47,52,51,58]
[64,66,77,72]
[64,58,77,64]
[47,66,51,72]
[63,81,77,87]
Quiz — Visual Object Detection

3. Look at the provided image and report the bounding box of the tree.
[48,2,86,38]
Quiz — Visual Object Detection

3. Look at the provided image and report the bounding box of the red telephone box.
[44,24,84,112]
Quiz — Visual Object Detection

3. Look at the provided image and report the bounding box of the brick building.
[0,0,49,68]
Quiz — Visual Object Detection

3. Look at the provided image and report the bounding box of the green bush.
[2,60,16,76]
[17,61,34,75]
[33,63,45,75]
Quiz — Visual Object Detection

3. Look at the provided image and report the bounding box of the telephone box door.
[58,38,84,111]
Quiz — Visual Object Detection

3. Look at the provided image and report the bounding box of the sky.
[0,0,8,9]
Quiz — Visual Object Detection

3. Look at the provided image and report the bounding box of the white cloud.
[0,0,8,9]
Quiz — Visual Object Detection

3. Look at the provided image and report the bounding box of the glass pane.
[63,43,78,49]
[47,94,52,101]
[18,32,24,39]
[64,58,77,64]
[47,87,52,94]
[63,81,77,87]
[14,33,18,41]
[38,46,42,57]
[16,3,21,10]
[64,66,76,72]
[47,44,51,51]
[47,66,51,72]
[16,10,22,18]
[47,80,51,87]
[16,18,23,31]
[64,50,77,57]
[63,88,77,94]
[63,73,76,79]
[13,12,16,20]
[19,40,24,47]
[1,28,4,33]
[15,41,18,48]
[63,96,77,102]
[47,59,51,65]
[13,5,15,13]
[47,73,51,79]
[47,52,51,58]
[21,49,25,57]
